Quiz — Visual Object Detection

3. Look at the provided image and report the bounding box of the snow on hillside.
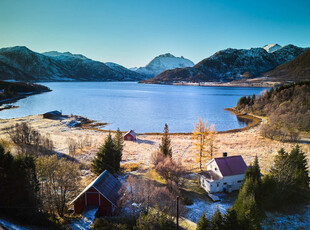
[43,51,88,60]
[263,44,282,53]
[134,53,194,77]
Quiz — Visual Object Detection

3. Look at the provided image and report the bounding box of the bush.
[134,209,175,230]
[93,217,129,230]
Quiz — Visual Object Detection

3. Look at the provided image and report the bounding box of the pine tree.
[92,132,118,175]
[289,145,309,191]
[113,128,124,172]
[223,208,242,230]
[0,144,39,218]
[211,207,224,230]
[196,212,211,230]
[159,123,172,158]
[232,156,263,230]
[270,145,309,204]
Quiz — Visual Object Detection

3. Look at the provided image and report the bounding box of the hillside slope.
[236,81,310,141]
[263,49,310,82]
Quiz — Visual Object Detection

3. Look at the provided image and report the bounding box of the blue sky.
[0,0,309,67]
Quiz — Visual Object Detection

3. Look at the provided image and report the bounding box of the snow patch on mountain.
[43,51,88,60]
[263,44,282,53]
[134,53,194,77]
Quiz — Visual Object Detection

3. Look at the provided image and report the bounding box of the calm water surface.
[0,82,266,132]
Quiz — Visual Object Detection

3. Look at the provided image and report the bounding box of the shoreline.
[140,81,276,88]
[80,108,262,135]
[0,90,50,105]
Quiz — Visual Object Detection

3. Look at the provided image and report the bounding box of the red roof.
[214,156,248,176]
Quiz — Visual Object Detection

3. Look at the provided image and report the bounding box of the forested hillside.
[236,81,310,141]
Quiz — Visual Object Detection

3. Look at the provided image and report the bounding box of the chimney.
[223,152,228,157]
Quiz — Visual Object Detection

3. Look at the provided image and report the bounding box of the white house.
[199,153,248,193]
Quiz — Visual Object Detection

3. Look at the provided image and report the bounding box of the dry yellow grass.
[0,114,309,174]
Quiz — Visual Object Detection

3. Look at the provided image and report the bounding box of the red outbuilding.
[124,130,137,141]
[70,170,121,216]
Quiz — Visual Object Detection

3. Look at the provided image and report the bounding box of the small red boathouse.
[70,170,121,215]
[124,130,136,141]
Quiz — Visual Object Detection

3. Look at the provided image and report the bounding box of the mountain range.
[0,45,308,84]
[0,47,144,82]
[143,44,308,84]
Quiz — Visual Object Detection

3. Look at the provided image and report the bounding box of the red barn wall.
[74,194,85,214]
[98,194,113,216]
[124,134,134,141]
[73,186,113,215]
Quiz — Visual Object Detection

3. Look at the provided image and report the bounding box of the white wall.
[200,174,244,193]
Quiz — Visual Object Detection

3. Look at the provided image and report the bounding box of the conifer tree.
[113,128,124,172]
[211,208,224,230]
[0,144,39,218]
[223,208,242,230]
[289,145,309,191]
[159,123,172,158]
[92,132,118,175]
[270,145,309,204]
[196,212,211,230]
[232,156,263,230]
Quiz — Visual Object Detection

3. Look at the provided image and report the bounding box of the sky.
[0,0,309,68]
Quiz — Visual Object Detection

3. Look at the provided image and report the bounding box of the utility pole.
[176,196,179,230]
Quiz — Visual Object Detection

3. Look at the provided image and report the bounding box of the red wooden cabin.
[124,130,136,141]
[70,170,121,216]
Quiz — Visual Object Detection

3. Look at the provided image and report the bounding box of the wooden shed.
[124,130,136,141]
[70,170,121,216]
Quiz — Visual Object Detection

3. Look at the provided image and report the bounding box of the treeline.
[197,145,309,230]
[0,81,50,102]
[236,81,310,141]
[0,123,80,228]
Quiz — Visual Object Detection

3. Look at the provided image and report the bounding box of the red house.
[124,130,136,141]
[70,170,121,215]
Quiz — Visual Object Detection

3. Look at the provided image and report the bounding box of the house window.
[223,182,227,185]
[217,183,219,187]
[215,168,217,171]
[237,180,242,183]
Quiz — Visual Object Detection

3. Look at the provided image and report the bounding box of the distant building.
[124,130,136,141]
[70,170,121,216]
[43,110,62,118]
[199,153,248,193]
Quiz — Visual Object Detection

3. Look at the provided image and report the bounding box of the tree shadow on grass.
[135,139,156,145]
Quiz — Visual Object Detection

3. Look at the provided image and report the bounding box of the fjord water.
[0,82,266,133]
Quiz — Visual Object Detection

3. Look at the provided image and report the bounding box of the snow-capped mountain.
[133,53,194,77]
[143,44,308,84]
[0,46,144,82]
[263,44,282,53]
